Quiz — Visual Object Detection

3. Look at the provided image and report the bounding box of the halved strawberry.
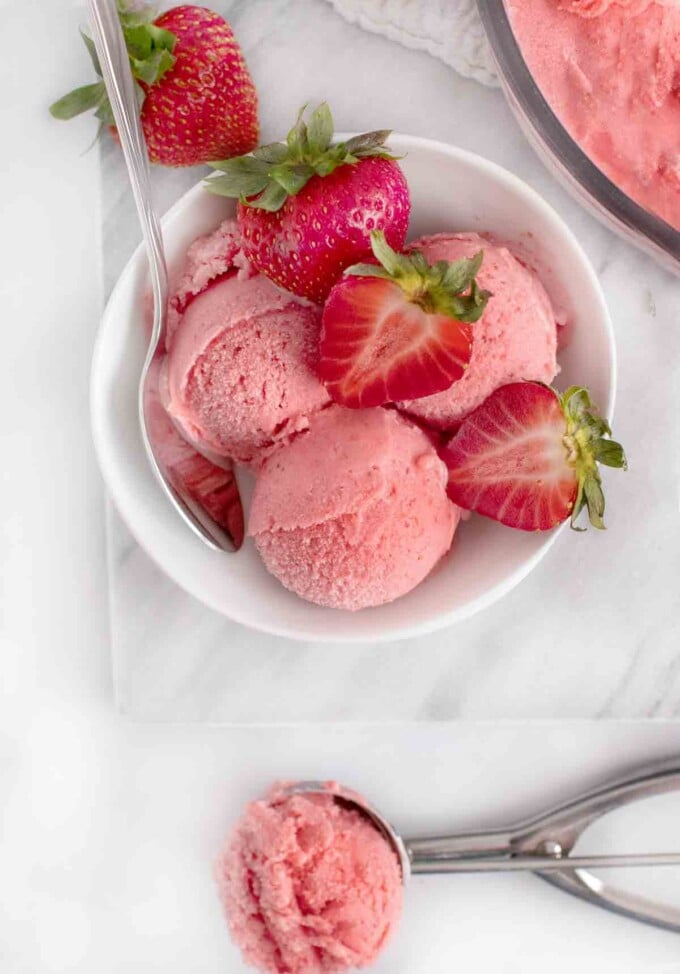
[318,231,489,408]
[441,382,626,531]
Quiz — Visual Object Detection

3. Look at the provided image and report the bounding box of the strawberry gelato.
[163,220,330,467]
[401,233,559,429]
[508,0,680,229]
[216,785,403,974]
[249,406,458,611]
[166,218,252,349]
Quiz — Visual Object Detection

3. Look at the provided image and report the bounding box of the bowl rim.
[90,133,617,643]
[476,0,680,276]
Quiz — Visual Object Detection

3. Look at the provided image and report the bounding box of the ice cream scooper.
[87,0,243,551]
[285,760,680,934]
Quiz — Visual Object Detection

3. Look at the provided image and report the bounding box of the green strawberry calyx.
[49,1,176,126]
[346,230,490,325]
[205,102,398,212]
[558,385,627,531]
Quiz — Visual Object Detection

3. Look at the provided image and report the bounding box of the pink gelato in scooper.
[163,220,330,467]
[401,233,559,430]
[249,406,458,611]
[508,0,680,229]
[216,784,403,974]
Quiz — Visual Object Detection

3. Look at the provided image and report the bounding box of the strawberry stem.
[204,103,398,211]
[560,385,627,530]
[49,1,176,124]
[347,231,490,325]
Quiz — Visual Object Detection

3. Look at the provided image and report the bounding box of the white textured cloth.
[325,0,499,87]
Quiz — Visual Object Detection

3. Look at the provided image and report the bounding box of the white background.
[2,2,680,971]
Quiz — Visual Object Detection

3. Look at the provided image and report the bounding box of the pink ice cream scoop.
[216,784,403,974]
[163,223,330,468]
[508,0,680,230]
[166,218,253,350]
[248,406,458,611]
[400,233,559,430]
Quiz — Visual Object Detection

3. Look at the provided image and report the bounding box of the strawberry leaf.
[204,157,271,196]
[116,0,157,29]
[583,477,605,529]
[130,47,175,85]
[271,163,315,195]
[249,181,288,212]
[441,252,483,293]
[559,385,627,529]
[124,20,176,85]
[592,439,626,468]
[80,29,102,76]
[343,263,393,281]
[147,24,177,51]
[94,93,115,126]
[124,24,154,59]
[344,130,394,155]
[368,231,411,277]
[287,105,309,161]
[306,102,334,155]
[208,103,399,209]
[49,82,107,120]
[252,142,289,165]
[346,231,490,325]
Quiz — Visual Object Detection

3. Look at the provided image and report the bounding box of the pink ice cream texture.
[216,785,403,974]
[508,0,680,230]
[163,220,330,467]
[401,232,559,430]
[249,405,458,611]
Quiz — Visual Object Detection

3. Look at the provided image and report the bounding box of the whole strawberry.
[441,382,627,532]
[205,103,411,303]
[50,3,258,167]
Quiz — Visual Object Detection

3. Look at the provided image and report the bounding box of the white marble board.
[101,0,680,722]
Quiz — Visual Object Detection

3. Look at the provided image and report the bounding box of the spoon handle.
[87,0,168,356]
[88,0,243,551]
[408,845,680,873]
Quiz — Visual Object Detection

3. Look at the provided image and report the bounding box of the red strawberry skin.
[238,157,410,304]
[141,6,258,167]
[319,276,473,408]
[441,382,576,531]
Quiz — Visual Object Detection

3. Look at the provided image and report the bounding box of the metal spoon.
[88,0,242,551]
[284,759,680,934]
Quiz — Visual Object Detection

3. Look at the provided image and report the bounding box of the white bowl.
[91,134,615,643]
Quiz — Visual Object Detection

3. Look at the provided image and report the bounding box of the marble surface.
[4,4,680,971]
[102,0,680,722]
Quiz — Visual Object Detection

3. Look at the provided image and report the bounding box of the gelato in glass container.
[477,0,680,276]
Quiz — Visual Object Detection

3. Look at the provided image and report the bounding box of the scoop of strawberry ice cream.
[216,785,403,974]
[163,224,330,468]
[249,406,458,611]
[166,218,254,349]
[400,233,559,430]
